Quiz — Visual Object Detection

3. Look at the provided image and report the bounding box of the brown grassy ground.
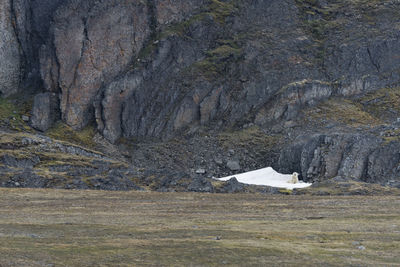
[0,189,399,266]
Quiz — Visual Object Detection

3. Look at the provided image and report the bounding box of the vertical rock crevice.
[9,0,25,89]
[147,0,157,39]
[0,0,22,96]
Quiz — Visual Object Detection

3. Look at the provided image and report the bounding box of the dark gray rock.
[366,142,400,185]
[0,0,21,96]
[226,160,241,171]
[1,154,40,169]
[1,0,400,193]
[188,177,214,193]
[28,0,399,143]
[217,177,244,193]
[31,92,59,131]
[0,0,65,96]
[214,158,223,165]
[3,169,46,188]
[279,133,400,185]
[89,176,142,191]
[41,0,152,129]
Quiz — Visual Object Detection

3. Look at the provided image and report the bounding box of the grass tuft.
[46,122,97,149]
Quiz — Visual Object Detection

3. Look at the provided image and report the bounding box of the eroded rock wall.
[0,0,65,96]
[36,0,400,142]
[279,132,400,186]
[0,0,21,96]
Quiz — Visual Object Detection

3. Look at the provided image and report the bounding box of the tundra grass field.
[0,189,399,266]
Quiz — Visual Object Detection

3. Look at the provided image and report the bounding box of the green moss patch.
[207,0,237,24]
[0,97,16,120]
[191,40,243,79]
[46,122,97,149]
[136,0,238,63]
[0,97,32,132]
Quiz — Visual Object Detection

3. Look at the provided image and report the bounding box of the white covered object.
[216,167,312,190]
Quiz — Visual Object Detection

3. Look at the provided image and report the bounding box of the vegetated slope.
[0,0,399,191]
[0,130,143,190]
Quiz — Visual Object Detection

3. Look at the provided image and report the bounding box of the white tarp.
[216,167,312,190]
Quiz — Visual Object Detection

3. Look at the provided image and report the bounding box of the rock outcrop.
[35,0,400,142]
[0,0,21,96]
[0,0,65,96]
[30,92,60,131]
[0,131,142,190]
[366,142,400,185]
[279,132,400,187]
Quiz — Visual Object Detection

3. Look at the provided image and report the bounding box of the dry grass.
[361,87,400,121]
[306,98,381,127]
[296,180,400,196]
[218,126,280,149]
[0,189,399,266]
[304,87,400,129]
[46,122,97,149]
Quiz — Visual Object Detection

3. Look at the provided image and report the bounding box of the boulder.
[30,92,59,131]
[218,177,245,193]
[188,177,214,193]
[227,160,241,171]
[196,168,206,174]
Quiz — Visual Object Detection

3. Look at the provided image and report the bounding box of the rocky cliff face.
[35,0,400,142]
[279,132,400,185]
[0,0,21,97]
[0,0,64,97]
[1,0,400,191]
